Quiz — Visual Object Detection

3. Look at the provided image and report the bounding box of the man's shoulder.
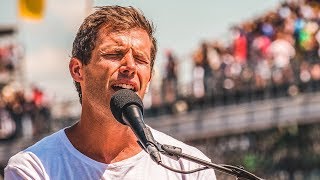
[25,129,65,155]
[4,129,66,179]
[150,128,217,179]
[8,129,65,167]
[6,151,41,169]
[5,151,48,179]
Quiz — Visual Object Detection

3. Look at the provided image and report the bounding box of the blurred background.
[1,0,320,179]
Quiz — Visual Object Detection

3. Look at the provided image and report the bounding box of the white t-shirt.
[5,128,216,180]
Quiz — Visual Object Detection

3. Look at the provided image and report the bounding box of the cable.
[159,162,209,174]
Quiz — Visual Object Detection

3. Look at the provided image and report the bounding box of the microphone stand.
[154,142,265,180]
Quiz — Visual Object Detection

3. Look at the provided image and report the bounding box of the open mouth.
[112,83,137,92]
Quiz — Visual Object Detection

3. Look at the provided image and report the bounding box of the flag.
[18,0,45,20]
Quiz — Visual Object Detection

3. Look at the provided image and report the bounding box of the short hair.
[71,6,157,103]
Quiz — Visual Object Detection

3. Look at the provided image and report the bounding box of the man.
[5,6,216,179]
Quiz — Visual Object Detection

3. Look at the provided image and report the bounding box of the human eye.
[102,51,123,60]
[136,57,149,65]
[134,54,149,65]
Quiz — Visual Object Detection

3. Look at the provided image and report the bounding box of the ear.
[69,58,83,82]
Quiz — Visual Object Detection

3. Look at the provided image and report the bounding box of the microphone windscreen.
[110,89,144,125]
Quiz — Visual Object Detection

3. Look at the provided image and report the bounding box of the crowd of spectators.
[148,0,320,116]
[0,84,51,140]
[0,28,51,140]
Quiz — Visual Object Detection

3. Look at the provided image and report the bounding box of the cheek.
[85,64,115,90]
[138,67,151,84]
[98,62,119,80]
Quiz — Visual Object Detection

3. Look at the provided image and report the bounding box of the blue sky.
[0,0,281,101]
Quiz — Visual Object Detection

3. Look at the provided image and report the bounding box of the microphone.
[110,89,161,164]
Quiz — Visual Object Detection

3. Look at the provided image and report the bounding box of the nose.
[119,51,137,77]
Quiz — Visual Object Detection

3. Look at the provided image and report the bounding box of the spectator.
[162,50,178,104]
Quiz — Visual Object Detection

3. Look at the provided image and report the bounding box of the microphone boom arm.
[155,142,265,180]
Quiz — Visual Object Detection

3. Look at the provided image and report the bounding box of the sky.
[0,0,282,102]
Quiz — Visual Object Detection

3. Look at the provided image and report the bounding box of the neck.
[65,103,142,164]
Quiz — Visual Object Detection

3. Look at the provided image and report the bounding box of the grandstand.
[145,1,320,179]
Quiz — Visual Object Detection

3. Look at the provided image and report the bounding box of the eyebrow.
[99,46,126,54]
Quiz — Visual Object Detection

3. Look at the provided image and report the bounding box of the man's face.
[80,28,152,110]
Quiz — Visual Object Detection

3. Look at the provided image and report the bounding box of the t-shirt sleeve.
[4,166,30,180]
[4,152,48,180]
